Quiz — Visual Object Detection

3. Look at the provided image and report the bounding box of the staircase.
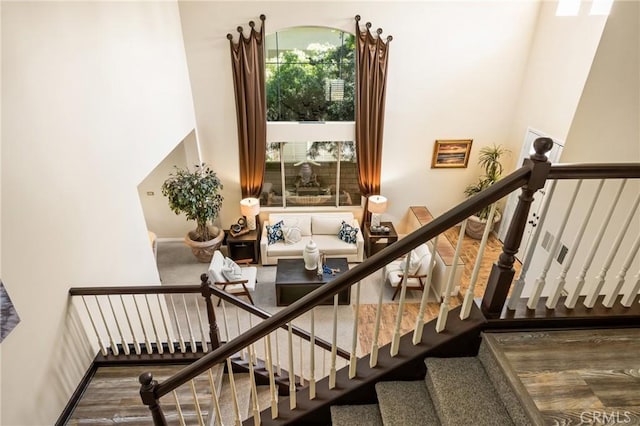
[331,336,529,426]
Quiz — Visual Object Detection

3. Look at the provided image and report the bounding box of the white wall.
[178,1,541,226]
[1,1,196,424]
[506,0,607,168]
[138,129,204,238]
[521,0,640,299]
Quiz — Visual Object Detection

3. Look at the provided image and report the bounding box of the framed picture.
[431,139,473,168]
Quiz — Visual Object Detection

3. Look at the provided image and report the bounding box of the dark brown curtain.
[228,15,267,199]
[355,15,392,218]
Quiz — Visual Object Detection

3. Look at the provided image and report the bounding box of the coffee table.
[275,257,351,306]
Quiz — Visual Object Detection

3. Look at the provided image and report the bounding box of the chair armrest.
[234,258,253,266]
[395,273,428,279]
[260,221,270,263]
[214,279,249,285]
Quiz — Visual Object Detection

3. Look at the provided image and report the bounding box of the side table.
[363,221,398,257]
[226,229,260,264]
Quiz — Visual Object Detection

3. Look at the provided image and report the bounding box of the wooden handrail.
[153,165,533,397]
[69,285,201,296]
[208,281,351,359]
[548,163,640,179]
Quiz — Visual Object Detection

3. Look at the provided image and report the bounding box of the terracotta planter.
[184,227,224,263]
[465,211,502,240]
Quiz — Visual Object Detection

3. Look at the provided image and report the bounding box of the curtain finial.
[237,26,243,33]
[226,33,233,40]
[355,15,361,22]
[387,36,393,42]
[249,21,255,28]
[260,14,266,21]
[366,22,372,29]
[376,28,383,35]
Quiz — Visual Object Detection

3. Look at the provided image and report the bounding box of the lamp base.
[245,215,257,231]
[371,213,381,227]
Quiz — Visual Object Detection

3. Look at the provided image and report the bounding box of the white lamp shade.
[240,198,260,217]
[368,195,388,214]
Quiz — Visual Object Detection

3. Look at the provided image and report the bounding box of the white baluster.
[119,295,141,355]
[226,358,242,426]
[274,328,282,376]
[567,180,626,309]
[106,295,129,355]
[349,281,360,378]
[391,253,412,356]
[265,334,278,419]
[207,368,223,426]
[413,236,439,344]
[559,180,605,309]
[585,190,640,308]
[169,295,186,353]
[220,300,231,346]
[603,233,640,307]
[298,336,305,386]
[461,204,498,319]
[370,266,386,367]
[194,295,208,352]
[153,294,171,354]
[508,181,559,310]
[309,308,316,399]
[181,295,197,353]
[94,296,118,355]
[621,272,640,307]
[172,390,186,426]
[248,345,261,425]
[80,296,107,356]
[436,219,466,333]
[132,295,152,355]
[287,322,296,410]
[189,379,205,426]
[329,294,338,389]
[249,314,257,365]
[235,306,246,360]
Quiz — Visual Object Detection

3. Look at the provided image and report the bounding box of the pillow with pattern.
[266,220,285,245]
[222,257,242,281]
[338,221,359,244]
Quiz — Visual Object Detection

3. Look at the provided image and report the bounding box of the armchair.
[208,250,257,305]
[383,243,433,300]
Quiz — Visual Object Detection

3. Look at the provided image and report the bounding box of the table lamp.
[368,195,388,228]
[240,197,260,230]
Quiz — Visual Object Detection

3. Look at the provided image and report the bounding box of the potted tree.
[162,163,224,262]
[463,144,508,239]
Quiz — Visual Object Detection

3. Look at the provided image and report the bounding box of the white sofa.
[260,212,364,265]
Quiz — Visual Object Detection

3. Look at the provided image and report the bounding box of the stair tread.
[425,357,513,426]
[376,381,440,426]
[330,404,384,426]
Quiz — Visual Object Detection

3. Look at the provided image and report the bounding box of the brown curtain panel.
[355,15,392,217]
[228,15,267,199]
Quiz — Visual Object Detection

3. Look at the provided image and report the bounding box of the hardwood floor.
[357,225,516,352]
[485,328,640,425]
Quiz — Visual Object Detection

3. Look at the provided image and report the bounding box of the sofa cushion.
[338,221,359,244]
[269,214,312,236]
[266,220,285,245]
[313,235,358,255]
[312,215,345,235]
[267,236,311,257]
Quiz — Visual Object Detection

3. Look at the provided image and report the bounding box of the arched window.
[262,27,358,208]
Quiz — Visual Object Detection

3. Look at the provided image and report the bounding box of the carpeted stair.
[331,338,532,426]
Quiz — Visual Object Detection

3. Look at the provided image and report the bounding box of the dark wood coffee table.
[275,258,351,306]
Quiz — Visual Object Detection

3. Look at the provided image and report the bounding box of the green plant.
[161,163,224,242]
[464,144,508,220]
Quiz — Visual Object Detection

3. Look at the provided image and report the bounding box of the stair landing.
[483,328,640,425]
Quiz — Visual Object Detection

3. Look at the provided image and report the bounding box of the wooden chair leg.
[391,285,401,301]
[241,284,254,305]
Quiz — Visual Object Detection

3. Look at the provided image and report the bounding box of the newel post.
[481,137,553,318]
[139,372,168,426]
[201,273,221,349]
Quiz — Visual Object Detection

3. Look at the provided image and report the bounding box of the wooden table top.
[275,257,349,286]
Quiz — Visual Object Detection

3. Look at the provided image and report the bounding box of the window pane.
[263,143,283,207]
[266,27,355,122]
[338,142,361,207]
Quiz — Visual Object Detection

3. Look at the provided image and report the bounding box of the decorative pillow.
[399,248,428,275]
[222,257,242,281]
[338,221,359,244]
[282,226,302,245]
[266,220,285,245]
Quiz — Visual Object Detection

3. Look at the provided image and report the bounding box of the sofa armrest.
[354,219,365,262]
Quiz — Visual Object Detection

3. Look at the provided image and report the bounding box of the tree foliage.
[161,164,224,242]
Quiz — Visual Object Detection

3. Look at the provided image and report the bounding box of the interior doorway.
[498,128,564,261]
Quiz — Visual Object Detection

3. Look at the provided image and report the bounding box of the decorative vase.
[303,240,319,270]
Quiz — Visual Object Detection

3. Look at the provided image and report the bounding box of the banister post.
[201,273,221,349]
[481,137,553,318]
[139,372,168,426]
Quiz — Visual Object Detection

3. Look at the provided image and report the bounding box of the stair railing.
[138,139,639,424]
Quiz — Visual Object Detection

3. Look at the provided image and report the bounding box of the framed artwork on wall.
[431,139,473,168]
